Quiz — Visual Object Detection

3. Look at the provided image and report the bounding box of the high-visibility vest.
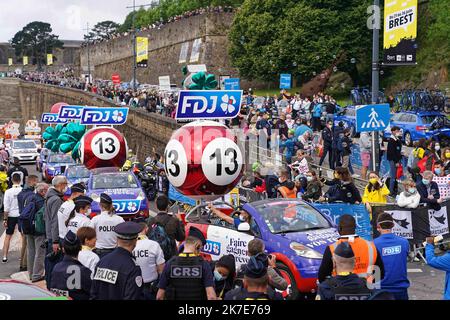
[329,237,377,279]
[278,186,297,199]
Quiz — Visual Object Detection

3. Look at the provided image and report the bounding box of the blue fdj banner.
[176,90,243,120]
[169,184,196,206]
[112,200,141,214]
[58,105,85,120]
[80,107,129,125]
[40,113,68,124]
[280,74,292,89]
[356,104,390,132]
[224,78,240,90]
[313,203,373,240]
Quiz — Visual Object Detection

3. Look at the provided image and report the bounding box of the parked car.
[0,280,69,300]
[64,164,91,197]
[8,139,39,164]
[184,198,339,300]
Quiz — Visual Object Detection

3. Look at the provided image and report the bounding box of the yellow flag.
[47,54,53,66]
[136,37,148,68]
[8,58,13,66]
[23,56,28,66]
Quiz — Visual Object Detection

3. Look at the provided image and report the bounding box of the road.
[0,164,447,299]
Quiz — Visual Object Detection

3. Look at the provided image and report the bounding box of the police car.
[64,164,91,197]
[184,198,339,300]
[41,152,76,183]
[334,106,357,137]
[86,168,150,219]
[0,279,69,300]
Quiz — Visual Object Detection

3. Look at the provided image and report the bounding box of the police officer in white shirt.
[90,193,124,258]
[57,183,86,242]
[76,226,100,277]
[133,222,165,300]
[2,173,23,263]
[65,196,93,235]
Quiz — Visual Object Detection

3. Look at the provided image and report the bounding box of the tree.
[228,0,372,84]
[84,20,121,42]
[10,21,63,68]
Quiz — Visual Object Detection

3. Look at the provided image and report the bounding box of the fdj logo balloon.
[40,113,67,124]
[80,107,129,125]
[58,105,85,120]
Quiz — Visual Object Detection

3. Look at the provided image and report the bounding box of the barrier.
[312,203,373,240]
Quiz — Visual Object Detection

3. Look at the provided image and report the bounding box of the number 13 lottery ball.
[80,127,128,170]
[164,120,244,201]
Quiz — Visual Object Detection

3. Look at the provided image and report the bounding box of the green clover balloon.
[57,122,86,161]
[43,124,64,152]
[188,72,218,90]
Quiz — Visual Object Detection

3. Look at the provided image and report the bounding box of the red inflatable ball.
[164,120,244,201]
[50,102,68,114]
[80,127,128,170]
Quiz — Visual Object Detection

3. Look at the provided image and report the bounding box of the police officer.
[50,231,92,300]
[317,242,373,300]
[90,193,124,258]
[90,221,144,300]
[156,226,216,300]
[65,195,93,235]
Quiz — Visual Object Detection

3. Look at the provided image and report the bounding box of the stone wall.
[0,78,179,160]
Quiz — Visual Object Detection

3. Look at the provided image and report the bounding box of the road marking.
[407,268,423,273]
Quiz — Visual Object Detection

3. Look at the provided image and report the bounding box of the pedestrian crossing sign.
[355,103,390,132]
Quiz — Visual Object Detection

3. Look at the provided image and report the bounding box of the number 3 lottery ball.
[80,127,128,170]
[164,120,244,201]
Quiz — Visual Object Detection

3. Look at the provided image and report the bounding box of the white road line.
[407,268,423,273]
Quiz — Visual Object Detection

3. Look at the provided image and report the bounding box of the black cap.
[64,230,81,246]
[73,195,93,207]
[115,221,144,240]
[100,193,112,205]
[71,183,86,193]
[334,242,355,259]
[188,226,206,246]
[245,253,268,279]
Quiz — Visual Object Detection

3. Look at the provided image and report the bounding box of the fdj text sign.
[40,113,68,124]
[80,107,129,125]
[176,90,242,120]
[58,105,85,120]
[356,104,390,133]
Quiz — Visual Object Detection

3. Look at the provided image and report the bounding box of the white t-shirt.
[90,212,125,249]
[4,185,23,218]
[67,213,91,235]
[78,247,100,278]
[133,236,165,283]
[58,200,75,239]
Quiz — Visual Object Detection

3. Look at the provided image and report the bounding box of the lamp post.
[371,0,381,172]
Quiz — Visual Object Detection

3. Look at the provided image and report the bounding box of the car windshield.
[48,154,74,163]
[92,173,138,189]
[13,141,36,149]
[66,166,90,179]
[421,115,449,125]
[253,201,331,234]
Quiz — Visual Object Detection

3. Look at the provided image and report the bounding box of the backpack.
[34,203,46,235]
[148,217,177,261]
[18,201,37,235]
[336,134,344,152]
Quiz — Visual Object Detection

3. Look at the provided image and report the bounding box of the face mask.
[435,168,442,175]
[408,188,416,194]
[278,178,284,183]
[422,179,430,185]
[334,173,340,179]
[445,152,450,159]
[62,186,68,193]
[306,176,313,182]
[214,270,226,282]
[369,178,378,185]
[85,208,92,216]
[239,214,246,222]
[435,145,441,151]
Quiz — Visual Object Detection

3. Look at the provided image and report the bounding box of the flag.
[47,54,53,66]
[136,37,148,68]
[23,56,28,66]
[8,58,13,66]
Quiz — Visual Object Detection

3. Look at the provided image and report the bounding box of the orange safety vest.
[329,236,377,279]
[278,186,297,199]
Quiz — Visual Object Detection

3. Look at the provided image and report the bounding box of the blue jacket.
[280,138,295,162]
[374,233,410,292]
[426,244,450,300]
[294,125,313,140]
[313,104,323,118]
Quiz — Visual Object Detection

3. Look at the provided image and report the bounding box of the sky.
[0,0,154,42]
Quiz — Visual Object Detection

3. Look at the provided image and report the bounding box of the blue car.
[64,164,91,197]
[185,199,339,300]
[333,106,357,137]
[383,111,450,146]
[86,169,150,219]
[41,152,75,183]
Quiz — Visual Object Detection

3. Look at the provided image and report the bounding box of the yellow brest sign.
[136,37,148,67]
[47,54,53,66]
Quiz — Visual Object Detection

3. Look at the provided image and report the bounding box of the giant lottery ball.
[80,127,128,170]
[50,102,68,114]
[165,120,244,201]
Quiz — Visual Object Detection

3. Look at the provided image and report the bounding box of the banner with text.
[136,37,148,68]
[47,54,53,66]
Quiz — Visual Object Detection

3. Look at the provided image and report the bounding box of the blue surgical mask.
[306,176,313,182]
[239,215,246,222]
[422,179,430,185]
[435,168,442,175]
[214,270,225,282]
[408,188,416,194]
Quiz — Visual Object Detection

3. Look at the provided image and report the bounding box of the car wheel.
[276,262,299,300]
[404,132,412,147]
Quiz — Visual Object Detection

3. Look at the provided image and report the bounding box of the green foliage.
[229,0,372,83]
[10,21,63,67]
[85,21,120,41]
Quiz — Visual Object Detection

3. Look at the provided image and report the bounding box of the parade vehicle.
[0,280,69,300]
[382,111,450,146]
[36,148,50,172]
[64,164,91,197]
[184,198,339,300]
[86,168,150,219]
[41,152,76,183]
[333,105,357,137]
[8,139,39,164]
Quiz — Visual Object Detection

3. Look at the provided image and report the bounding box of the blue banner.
[224,78,240,90]
[280,74,292,89]
[356,104,390,132]
[176,90,242,120]
[58,105,84,120]
[169,184,196,206]
[312,203,373,240]
[80,107,129,125]
[40,113,68,124]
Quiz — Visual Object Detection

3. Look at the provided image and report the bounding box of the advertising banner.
[189,38,202,63]
[23,56,28,66]
[179,42,190,64]
[383,0,418,65]
[136,37,148,68]
[280,74,292,89]
[8,58,12,66]
[47,54,53,66]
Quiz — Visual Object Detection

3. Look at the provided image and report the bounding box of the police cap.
[100,193,113,205]
[71,183,86,194]
[334,242,355,259]
[73,195,93,207]
[115,221,144,240]
[64,230,81,246]
[245,253,268,279]
[188,226,206,246]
